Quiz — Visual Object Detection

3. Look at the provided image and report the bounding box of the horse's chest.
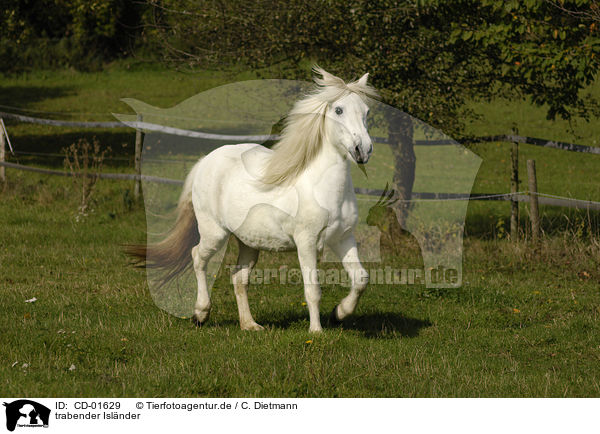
[322,197,358,242]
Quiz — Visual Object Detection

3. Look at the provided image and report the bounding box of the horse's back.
[191,143,268,215]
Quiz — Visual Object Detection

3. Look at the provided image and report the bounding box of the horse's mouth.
[353,144,369,164]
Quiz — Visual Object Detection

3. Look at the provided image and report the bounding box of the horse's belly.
[231,203,296,251]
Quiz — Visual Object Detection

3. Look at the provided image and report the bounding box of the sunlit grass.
[1,64,599,397]
[0,166,599,397]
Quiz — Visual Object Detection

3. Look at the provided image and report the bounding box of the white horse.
[128,67,379,332]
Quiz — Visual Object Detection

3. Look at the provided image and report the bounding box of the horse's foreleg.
[329,234,369,322]
[296,237,323,333]
[232,239,263,331]
[192,226,229,326]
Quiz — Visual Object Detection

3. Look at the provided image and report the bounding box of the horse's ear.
[358,73,369,86]
[313,65,345,87]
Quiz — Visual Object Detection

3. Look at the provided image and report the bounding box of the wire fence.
[3,109,600,153]
[1,109,599,212]
[3,156,600,212]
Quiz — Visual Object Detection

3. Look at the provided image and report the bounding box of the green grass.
[1,63,600,397]
[1,172,599,397]
[1,62,259,118]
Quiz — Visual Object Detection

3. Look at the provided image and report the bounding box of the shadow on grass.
[6,131,136,168]
[0,85,75,108]
[332,311,432,338]
[252,309,432,339]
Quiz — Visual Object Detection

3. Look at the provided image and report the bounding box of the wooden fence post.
[510,129,519,240]
[134,114,144,200]
[527,159,540,243]
[0,118,6,183]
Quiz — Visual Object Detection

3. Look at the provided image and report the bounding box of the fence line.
[9,150,198,165]
[2,109,600,218]
[2,109,600,154]
[0,118,13,153]
[0,104,110,117]
[465,134,600,155]
[0,111,125,129]
[356,187,600,210]
[2,160,600,211]
[0,161,182,185]
[122,119,279,142]
[0,110,287,142]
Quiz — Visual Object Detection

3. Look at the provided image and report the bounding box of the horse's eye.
[335,107,343,115]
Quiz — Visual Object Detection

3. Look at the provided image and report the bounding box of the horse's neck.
[299,140,351,194]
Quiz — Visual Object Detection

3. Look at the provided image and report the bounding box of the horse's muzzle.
[353,143,371,164]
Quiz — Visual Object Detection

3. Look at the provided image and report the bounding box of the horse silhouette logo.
[3,400,50,431]
[117,72,481,322]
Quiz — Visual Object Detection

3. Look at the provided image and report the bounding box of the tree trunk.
[387,111,415,228]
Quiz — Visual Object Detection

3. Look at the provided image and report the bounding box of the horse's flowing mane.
[262,66,379,185]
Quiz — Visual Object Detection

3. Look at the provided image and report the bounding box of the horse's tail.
[125,161,202,287]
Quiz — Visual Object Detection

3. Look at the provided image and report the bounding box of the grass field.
[1,64,599,397]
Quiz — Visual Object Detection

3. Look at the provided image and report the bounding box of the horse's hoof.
[241,322,264,331]
[192,309,210,327]
[328,306,342,326]
[192,313,210,327]
[191,316,205,327]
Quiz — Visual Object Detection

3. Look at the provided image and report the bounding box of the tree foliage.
[445,0,600,121]
[0,0,142,70]
[4,0,600,207]
[145,0,600,129]
[143,0,600,209]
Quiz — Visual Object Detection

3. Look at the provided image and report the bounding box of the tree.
[0,0,143,70]
[352,0,600,216]
[143,0,600,216]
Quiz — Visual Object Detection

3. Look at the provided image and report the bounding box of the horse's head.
[262,66,379,185]
[326,86,372,164]
[311,66,378,165]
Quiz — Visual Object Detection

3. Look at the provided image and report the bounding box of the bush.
[0,0,145,71]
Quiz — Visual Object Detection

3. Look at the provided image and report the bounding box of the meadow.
[1,64,599,397]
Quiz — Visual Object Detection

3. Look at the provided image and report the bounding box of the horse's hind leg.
[231,238,263,331]
[192,221,229,326]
